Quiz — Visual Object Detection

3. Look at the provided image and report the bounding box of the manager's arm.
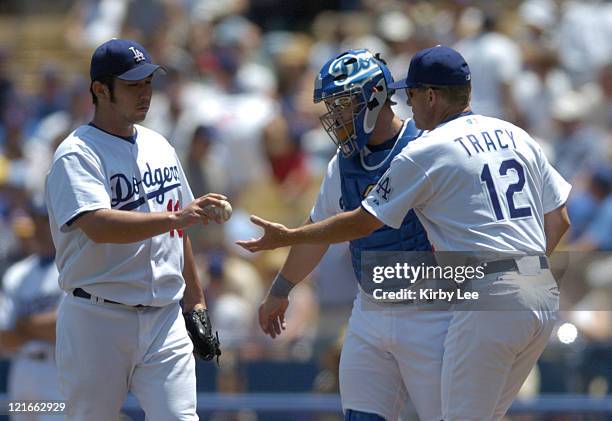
[279,218,331,282]
[292,208,383,244]
[238,208,383,252]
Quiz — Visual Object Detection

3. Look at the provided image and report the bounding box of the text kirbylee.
[372,288,479,301]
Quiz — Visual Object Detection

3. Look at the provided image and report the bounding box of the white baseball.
[204,200,232,222]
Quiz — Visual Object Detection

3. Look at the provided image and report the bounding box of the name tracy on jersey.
[453,127,517,157]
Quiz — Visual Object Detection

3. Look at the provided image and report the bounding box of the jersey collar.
[435,110,474,130]
[366,130,401,152]
[88,122,138,144]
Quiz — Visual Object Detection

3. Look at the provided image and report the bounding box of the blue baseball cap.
[90,39,163,81]
[388,45,471,89]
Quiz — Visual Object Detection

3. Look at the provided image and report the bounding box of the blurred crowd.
[0,0,611,400]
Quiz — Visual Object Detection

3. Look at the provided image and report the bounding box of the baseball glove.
[183,308,221,363]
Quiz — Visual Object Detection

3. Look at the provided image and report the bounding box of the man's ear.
[428,88,436,104]
[92,81,109,102]
[428,88,443,108]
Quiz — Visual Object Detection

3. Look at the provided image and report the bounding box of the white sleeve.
[46,151,111,231]
[362,154,433,229]
[310,155,342,222]
[538,146,572,213]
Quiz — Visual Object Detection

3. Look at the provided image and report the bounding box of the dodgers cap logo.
[90,38,164,81]
[388,45,471,89]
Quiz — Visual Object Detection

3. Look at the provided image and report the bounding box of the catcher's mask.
[314,49,394,157]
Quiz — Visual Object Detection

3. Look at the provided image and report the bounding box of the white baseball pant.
[442,264,559,420]
[56,293,197,421]
[340,292,452,421]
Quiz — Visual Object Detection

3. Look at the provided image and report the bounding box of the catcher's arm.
[259,218,329,338]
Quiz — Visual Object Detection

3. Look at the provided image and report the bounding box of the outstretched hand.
[235,215,292,252]
[258,294,289,338]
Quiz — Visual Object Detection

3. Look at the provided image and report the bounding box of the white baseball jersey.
[311,154,341,222]
[45,124,195,307]
[363,114,571,253]
[2,255,63,358]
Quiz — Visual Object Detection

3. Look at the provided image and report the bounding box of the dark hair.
[420,83,471,108]
[441,84,471,108]
[90,75,116,105]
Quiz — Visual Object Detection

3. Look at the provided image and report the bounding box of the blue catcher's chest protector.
[338,120,432,284]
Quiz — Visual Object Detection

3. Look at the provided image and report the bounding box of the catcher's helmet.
[314,49,394,157]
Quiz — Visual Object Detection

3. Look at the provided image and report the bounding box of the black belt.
[73,288,147,308]
[482,256,549,275]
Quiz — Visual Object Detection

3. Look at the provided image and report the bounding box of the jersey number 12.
[480,159,532,221]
